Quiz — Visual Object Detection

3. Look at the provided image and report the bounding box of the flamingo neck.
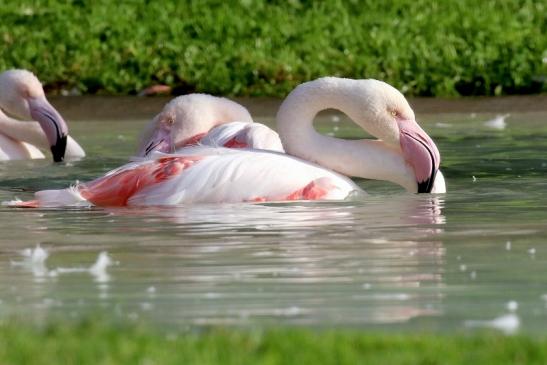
[179,96,254,139]
[276,79,417,191]
[0,109,49,148]
[213,98,253,125]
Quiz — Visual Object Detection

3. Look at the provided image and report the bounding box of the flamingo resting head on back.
[0,69,73,162]
[136,94,257,157]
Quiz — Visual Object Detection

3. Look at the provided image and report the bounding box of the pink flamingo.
[136,94,283,156]
[10,77,445,207]
[0,70,85,161]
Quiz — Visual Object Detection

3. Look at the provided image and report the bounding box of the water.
[1,104,547,334]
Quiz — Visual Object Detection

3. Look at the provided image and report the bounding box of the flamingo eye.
[390,110,398,117]
[166,117,174,125]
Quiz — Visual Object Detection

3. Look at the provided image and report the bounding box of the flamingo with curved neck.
[9,77,445,208]
[277,77,444,193]
[0,69,85,162]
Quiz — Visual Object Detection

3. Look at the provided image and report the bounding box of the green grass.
[1,0,545,97]
[1,319,547,364]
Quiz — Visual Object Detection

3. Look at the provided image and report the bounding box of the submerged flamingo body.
[13,147,359,208]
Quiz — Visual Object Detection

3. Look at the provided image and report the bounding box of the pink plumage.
[10,147,359,207]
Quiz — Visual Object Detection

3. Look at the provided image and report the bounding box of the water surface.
[1,104,546,334]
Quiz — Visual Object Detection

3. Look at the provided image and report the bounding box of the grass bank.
[1,1,545,97]
[1,320,547,365]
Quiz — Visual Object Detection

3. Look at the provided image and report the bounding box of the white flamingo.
[10,77,445,207]
[0,69,85,161]
[136,94,283,156]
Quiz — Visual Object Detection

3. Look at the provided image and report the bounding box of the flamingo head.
[349,79,443,193]
[136,94,253,157]
[0,69,68,162]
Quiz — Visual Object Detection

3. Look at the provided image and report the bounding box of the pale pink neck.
[190,97,254,136]
[0,109,49,148]
[276,79,416,191]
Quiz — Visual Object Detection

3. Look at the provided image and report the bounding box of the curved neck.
[178,96,254,141]
[214,98,253,125]
[0,109,49,148]
[276,79,416,191]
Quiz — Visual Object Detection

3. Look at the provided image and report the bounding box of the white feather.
[128,147,359,205]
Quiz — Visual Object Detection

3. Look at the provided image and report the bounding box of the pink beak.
[139,124,174,157]
[397,119,441,193]
[28,97,68,162]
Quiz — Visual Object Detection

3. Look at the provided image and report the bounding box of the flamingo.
[0,69,85,162]
[9,77,445,208]
[136,94,283,157]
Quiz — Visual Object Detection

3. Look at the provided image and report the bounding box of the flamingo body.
[14,147,360,208]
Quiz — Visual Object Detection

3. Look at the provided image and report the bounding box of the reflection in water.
[11,247,114,284]
[1,194,446,327]
[465,313,520,335]
[10,245,49,281]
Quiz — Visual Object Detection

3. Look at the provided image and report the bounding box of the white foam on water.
[506,241,512,251]
[53,251,114,280]
[277,306,301,316]
[140,302,153,311]
[12,245,49,278]
[506,301,518,312]
[14,248,117,283]
[465,313,520,335]
[89,252,114,283]
[98,283,109,299]
[483,114,509,130]
[23,245,48,264]
[53,267,88,274]
[204,292,222,299]
[435,122,453,128]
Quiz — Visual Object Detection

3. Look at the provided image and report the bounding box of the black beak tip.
[51,135,68,162]
[417,169,438,194]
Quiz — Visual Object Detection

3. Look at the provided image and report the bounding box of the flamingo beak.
[28,97,68,162]
[397,119,441,193]
[139,123,174,157]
